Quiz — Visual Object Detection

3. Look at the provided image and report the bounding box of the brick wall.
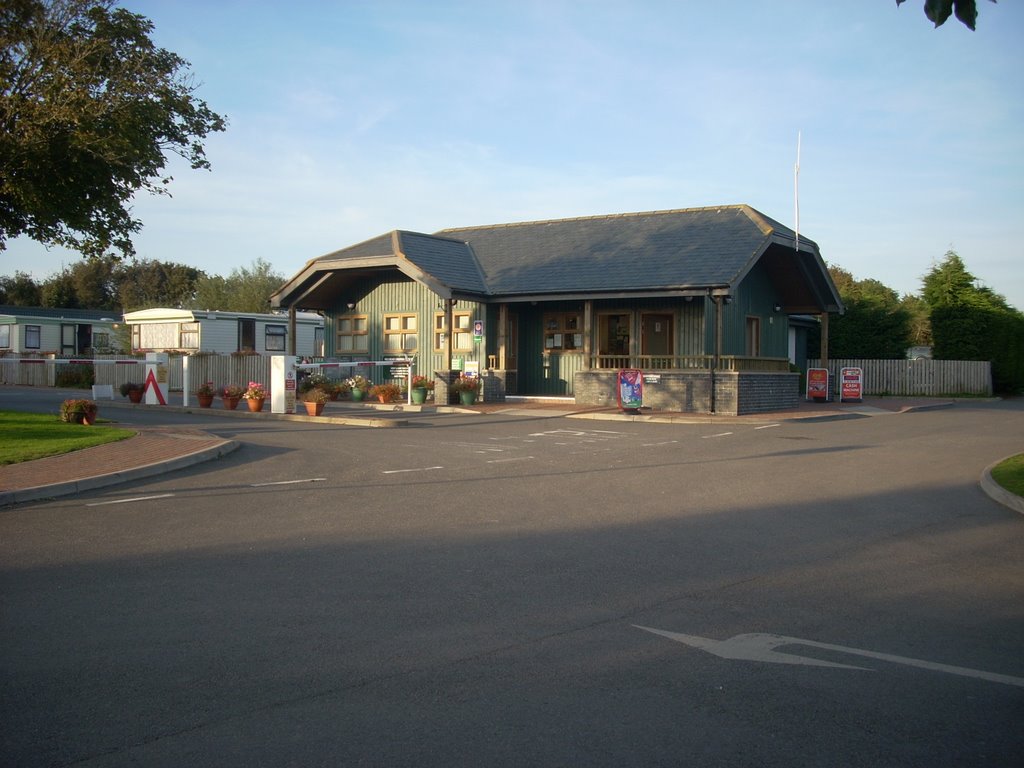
[573,370,798,415]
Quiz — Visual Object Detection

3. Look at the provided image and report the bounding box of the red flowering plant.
[243,381,267,401]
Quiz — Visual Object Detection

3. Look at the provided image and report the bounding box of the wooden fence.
[807,358,992,396]
[0,354,392,396]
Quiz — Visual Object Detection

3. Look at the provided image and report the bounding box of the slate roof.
[433,204,813,296]
[272,204,840,312]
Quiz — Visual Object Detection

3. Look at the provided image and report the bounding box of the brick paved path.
[0,428,230,492]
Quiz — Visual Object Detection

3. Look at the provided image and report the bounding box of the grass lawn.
[0,410,135,465]
[991,454,1024,497]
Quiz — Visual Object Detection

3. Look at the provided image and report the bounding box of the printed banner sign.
[617,368,643,410]
[807,368,829,401]
[840,367,864,402]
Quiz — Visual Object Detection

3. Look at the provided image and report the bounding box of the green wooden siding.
[320,269,782,396]
[324,276,487,384]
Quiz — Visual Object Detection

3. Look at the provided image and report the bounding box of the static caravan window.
[433,312,472,351]
[543,313,582,351]
[336,315,368,353]
[383,313,417,353]
[265,324,286,351]
[0,324,10,348]
[179,322,199,349]
[131,325,141,350]
[25,325,41,349]
[93,331,111,350]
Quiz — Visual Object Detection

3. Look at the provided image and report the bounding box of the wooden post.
[288,306,297,356]
[583,300,592,369]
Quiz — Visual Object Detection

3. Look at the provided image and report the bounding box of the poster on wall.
[617,368,643,411]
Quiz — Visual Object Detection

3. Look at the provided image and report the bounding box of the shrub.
[56,364,95,389]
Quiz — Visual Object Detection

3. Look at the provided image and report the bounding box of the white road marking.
[251,478,326,487]
[86,494,175,507]
[754,423,781,430]
[642,440,679,447]
[702,432,733,438]
[635,626,1024,687]
[381,466,444,474]
[487,456,535,464]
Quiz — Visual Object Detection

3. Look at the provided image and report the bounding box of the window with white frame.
[434,311,472,351]
[179,322,199,349]
[336,315,368,353]
[25,324,41,349]
[383,313,417,353]
[0,324,10,348]
[265,324,286,351]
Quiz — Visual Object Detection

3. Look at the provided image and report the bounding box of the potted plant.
[61,398,98,425]
[300,387,330,416]
[195,381,216,408]
[220,384,244,410]
[450,375,482,405]
[347,375,370,402]
[410,374,433,404]
[119,381,144,403]
[370,382,402,403]
[243,381,267,412]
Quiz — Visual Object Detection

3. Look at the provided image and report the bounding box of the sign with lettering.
[806,368,829,401]
[617,368,643,411]
[840,367,864,402]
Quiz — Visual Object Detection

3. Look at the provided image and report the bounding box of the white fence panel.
[808,359,992,396]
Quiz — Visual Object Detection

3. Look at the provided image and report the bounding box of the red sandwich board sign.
[806,368,829,401]
[840,366,864,402]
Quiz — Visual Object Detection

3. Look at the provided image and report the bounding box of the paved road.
[2,398,1022,766]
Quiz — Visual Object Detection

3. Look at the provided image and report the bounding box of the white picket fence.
[807,359,992,396]
[0,354,410,395]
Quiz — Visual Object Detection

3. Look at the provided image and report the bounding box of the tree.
[0,270,41,305]
[0,0,226,259]
[896,0,997,31]
[921,250,1024,392]
[193,258,285,313]
[810,265,912,359]
[115,259,203,311]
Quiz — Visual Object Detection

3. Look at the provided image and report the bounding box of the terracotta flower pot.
[197,394,214,408]
[303,401,325,416]
[247,397,265,412]
[128,389,143,404]
[223,396,239,410]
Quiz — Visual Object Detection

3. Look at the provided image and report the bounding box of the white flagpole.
[794,131,801,253]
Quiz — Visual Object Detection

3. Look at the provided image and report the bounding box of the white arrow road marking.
[86,494,175,507]
[634,626,1024,687]
[251,478,326,487]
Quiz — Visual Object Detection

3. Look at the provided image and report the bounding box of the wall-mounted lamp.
[773,303,782,313]
[722,296,733,305]
[347,302,355,310]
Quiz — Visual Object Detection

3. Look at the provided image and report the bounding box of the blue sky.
[5,1,1023,310]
